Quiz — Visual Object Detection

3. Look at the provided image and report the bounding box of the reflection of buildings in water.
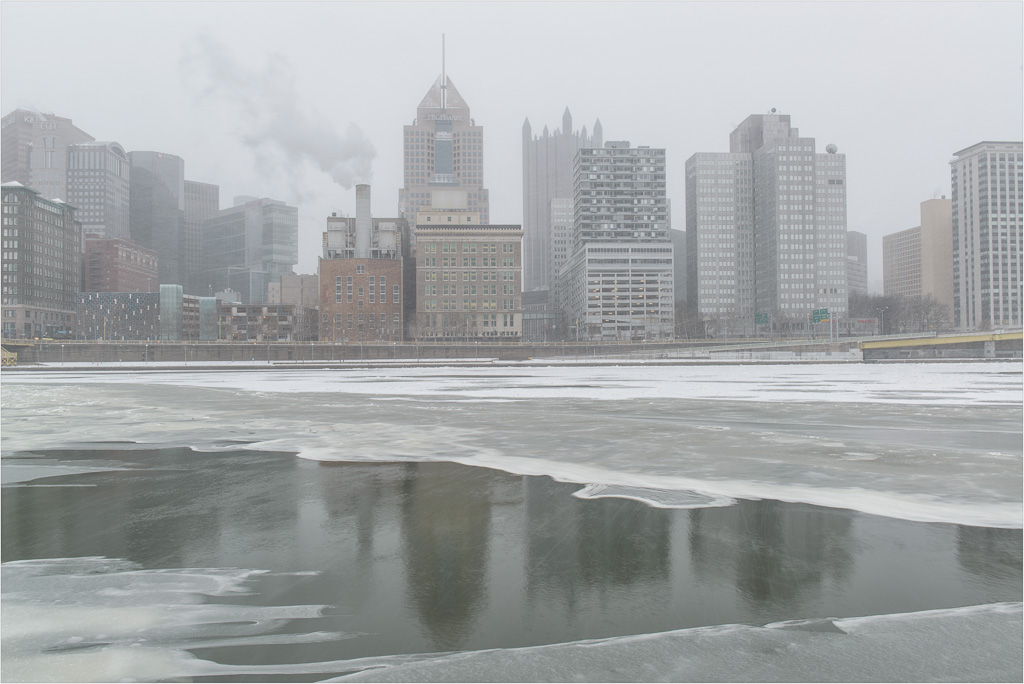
[399,461,493,651]
[0,447,280,569]
[523,477,583,611]
[688,500,854,615]
[575,494,671,586]
[955,526,1023,586]
[2,451,134,563]
[314,463,397,562]
[523,477,671,610]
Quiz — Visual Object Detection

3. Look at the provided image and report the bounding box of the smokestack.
[355,184,371,258]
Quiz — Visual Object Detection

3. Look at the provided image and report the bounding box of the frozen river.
[2,361,1021,681]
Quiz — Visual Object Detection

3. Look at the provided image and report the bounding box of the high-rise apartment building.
[2,182,80,338]
[398,75,489,227]
[883,199,953,317]
[950,141,1022,329]
[184,180,220,294]
[412,188,522,340]
[846,230,868,296]
[66,141,131,240]
[129,151,185,286]
[197,196,298,304]
[320,185,406,342]
[1,109,94,200]
[522,109,602,293]
[559,141,674,341]
[686,113,848,329]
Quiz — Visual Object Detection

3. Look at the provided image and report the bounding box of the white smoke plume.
[180,35,374,190]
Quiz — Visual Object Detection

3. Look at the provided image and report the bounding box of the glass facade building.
[129,151,186,287]
[197,197,298,304]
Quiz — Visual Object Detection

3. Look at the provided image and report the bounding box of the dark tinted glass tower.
[129,151,185,286]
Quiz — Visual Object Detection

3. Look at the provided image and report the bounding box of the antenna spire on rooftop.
[441,34,447,111]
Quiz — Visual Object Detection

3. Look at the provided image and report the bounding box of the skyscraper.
[66,141,131,240]
[522,109,602,293]
[685,151,754,322]
[559,141,674,341]
[846,230,868,296]
[1,109,94,200]
[184,180,220,294]
[398,73,489,227]
[129,151,185,286]
[686,112,848,331]
[950,141,1022,329]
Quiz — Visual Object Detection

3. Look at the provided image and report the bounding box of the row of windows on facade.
[420,256,518,268]
[421,271,514,282]
[419,312,514,328]
[407,192,484,199]
[424,280,513,293]
[405,131,481,139]
[325,312,400,326]
[420,242,513,254]
[334,288,401,305]
[420,299,518,312]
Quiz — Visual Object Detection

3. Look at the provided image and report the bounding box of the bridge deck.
[860,332,1022,349]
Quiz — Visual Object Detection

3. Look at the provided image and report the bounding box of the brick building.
[319,185,405,342]
[83,235,158,293]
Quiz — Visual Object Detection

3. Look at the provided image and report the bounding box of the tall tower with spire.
[398,40,489,226]
[522,109,602,293]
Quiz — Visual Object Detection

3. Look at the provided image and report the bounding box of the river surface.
[1,361,1021,681]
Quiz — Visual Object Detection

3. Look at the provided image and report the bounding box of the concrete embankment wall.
[11,341,692,364]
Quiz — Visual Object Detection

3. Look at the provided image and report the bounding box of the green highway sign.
[755,313,770,325]
[813,308,830,323]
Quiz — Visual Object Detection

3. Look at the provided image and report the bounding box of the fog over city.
[2,0,1021,287]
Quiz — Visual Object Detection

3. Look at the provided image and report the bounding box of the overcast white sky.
[3,1,1022,290]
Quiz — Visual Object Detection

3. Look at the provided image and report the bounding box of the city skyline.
[2,1,1021,288]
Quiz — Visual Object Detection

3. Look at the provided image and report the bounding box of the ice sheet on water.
[5,557,1019,683]
[1,557,349,683]
[0,458,132,485]
[6,361,1022,404]
[2,363,1021,528]
[325,603,1023,683]
[573,483,733,508]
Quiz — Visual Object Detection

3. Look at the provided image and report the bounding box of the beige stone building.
[412,189,522,340]
[883,198,953,317]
